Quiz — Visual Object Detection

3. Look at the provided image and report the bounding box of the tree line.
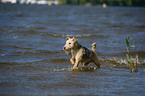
[58,0,145,6]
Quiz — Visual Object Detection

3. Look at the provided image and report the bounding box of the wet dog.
[63,37,100,69]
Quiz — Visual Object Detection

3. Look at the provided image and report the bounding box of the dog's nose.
[63,47,66,50]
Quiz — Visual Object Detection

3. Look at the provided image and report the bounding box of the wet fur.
[63,37,100,69]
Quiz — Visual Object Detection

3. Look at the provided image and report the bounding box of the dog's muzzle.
[63,47,66,50]
[63,47,71,55]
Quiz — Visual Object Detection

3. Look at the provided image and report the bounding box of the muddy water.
[0,4,145,95]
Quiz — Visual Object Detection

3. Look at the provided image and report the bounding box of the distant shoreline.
[1,0,145,7]
[1,3,145,8]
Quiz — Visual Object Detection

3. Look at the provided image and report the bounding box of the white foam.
[101,57,142,65]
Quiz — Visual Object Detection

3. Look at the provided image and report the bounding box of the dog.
[63,37,100,69]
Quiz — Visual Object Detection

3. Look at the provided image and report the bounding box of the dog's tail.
[91,43,96,51]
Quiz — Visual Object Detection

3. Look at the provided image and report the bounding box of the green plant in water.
[126,36,138,73]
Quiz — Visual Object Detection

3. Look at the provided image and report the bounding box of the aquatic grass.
[126,36,139,73]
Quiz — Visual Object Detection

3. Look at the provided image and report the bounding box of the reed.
[126,36,139,73]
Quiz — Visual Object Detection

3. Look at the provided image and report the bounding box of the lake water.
[0,4,145,95]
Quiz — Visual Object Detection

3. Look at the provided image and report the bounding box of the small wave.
[52,66,98,72]
[71,66,98,72]
[50,58,69,63]
[0,49,10,56]
[0,62,21,65]
[34,50,61,54]
[40,33,93,38]
[23,29,38,34]
[53,67,72,72]
[135,25,145,28]
[6,48,61,55]
[7,45,34,50]
[15,14,25,17]
[53,34,93,38]
[129,51,145,58]
[100,57,145,65]
[101,57,127,65]
[30,58,69,63]
[41,33,109,39]
[20,58,69,64]
[107,25,124,28]
[34,26,46,30]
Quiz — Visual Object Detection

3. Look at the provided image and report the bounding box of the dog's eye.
[69,43,71,44]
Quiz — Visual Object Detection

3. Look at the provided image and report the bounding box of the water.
[0,4,145,95]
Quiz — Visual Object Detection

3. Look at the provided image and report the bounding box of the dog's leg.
[73,60,80,69]
[93,57,100,68]
[70,57,75,65]
[70,51,75,65]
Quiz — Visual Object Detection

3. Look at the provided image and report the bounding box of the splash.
[52,66,98,72]
[53,67,72,72]
[101,57,143,65]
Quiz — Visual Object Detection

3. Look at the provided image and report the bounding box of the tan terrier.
[63,37,100,69]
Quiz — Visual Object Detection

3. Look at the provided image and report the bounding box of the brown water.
[0,4,145,95]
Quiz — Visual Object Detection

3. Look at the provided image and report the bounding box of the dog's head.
[63,37,78,54]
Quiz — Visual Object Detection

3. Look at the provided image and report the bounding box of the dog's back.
[77,45,99,66]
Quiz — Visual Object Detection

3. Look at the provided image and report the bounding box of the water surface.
[0,4,145,95]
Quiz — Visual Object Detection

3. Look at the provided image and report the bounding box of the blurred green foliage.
[126,36,138,73]
[58,0,145,6]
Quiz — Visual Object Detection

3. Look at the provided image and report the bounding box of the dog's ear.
[65,37,70,41]
[72,37,78,42]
